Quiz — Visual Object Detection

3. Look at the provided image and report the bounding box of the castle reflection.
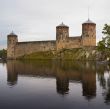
[7,61,18,86]
[6,60,110,101]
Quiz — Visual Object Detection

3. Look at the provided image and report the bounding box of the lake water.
[0,60,110,109]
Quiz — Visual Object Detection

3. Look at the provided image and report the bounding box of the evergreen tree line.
[0,49,7,60]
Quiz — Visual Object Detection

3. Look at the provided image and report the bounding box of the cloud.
[0,0,109,49]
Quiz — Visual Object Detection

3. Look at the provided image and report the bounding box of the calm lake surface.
[0,60,110,109]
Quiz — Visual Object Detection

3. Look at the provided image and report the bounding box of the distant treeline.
[0,49,7,60]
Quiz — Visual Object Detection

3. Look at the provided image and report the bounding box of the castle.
[7,19,96,59]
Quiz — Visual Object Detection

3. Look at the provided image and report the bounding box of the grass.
[17,48,97,60]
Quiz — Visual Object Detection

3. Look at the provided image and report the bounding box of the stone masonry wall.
[65,37,82,49]
[56,37,82,50]
[14,41,56,58]
[82,37,96,46]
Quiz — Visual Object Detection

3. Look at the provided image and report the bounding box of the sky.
[0,0,110,49]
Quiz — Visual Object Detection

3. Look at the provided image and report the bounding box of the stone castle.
[7,19,96,59]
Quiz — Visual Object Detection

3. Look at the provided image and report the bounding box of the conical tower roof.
[57,22,69,28]
[9,31,16,35]
[8,31,17,36]
[83,19,96,24]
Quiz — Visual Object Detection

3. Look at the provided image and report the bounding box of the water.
[0,60,110,109]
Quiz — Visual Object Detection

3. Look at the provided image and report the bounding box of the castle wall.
[56,37,82,50]
[14,41,56,58]
[65,37,82,49]
[82,37,96,46]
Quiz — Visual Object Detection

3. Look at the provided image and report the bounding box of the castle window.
[86,35,89,37]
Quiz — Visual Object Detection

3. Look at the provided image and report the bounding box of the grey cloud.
[0,0,109,49]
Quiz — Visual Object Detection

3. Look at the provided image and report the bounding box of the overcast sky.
[0,0,110,49]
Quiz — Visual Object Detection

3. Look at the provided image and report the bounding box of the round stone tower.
[7,32,18,59]
[56,22,69,50]
[82,19,96,46]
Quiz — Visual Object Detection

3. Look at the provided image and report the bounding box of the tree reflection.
[97,63,107,89]
[104,74,110,104]
[96,63,110,105]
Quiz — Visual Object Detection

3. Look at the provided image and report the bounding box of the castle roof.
[9,31,17,36]
[57,22,69,28]
[83,19,96,24]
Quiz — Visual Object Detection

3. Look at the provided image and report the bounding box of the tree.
[102,24,110,48]
[0,49,7,59]
[97,24,110,60]
[102,24,110,36]
[97,37,106,51]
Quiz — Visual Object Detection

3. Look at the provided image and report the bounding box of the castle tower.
[82,19,96,46]
[56,22,69,50]
[7,32,18,59]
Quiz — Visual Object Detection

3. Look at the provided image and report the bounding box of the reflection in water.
[82,71,96,100]
[6,60,110,103]
[105,76,110,105]
[96,63,110,104]
[7,61,18,86]
[56,74,69,95]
